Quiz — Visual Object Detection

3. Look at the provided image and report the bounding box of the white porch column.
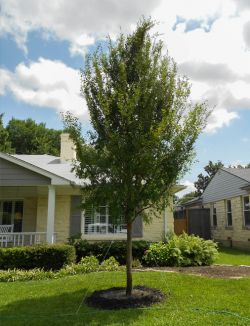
[47,185,55,243]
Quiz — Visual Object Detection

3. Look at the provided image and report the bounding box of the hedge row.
[0,244,76,271]
[0,256,122,282]
[69,239,150,264]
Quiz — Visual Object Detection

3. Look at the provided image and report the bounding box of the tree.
[229,163,250,168]
[6,118,61,155]
[64,18,209,296]
[177,191,196,205]
[0,114,13,153]
[194,160,224,196]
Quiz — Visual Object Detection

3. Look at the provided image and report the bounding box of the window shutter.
[70,196,82,236]
[132,215,143,238]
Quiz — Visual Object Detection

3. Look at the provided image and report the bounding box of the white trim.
[225,199,233,227]
[210,203,217,227]
[47,186,55,243]
[242,195,250,227]
[83,205,127,236]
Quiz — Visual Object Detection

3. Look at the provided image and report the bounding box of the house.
[0,134,183,247]
[202,168,250,250]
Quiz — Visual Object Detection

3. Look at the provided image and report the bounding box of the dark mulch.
[85,285,165,310]
[136,265,250,278]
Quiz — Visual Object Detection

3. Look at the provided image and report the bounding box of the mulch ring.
[135,265,250,279]
[85,286,165,310]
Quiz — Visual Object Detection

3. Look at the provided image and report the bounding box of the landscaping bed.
[136,265,250,278]
[85,285,165,310]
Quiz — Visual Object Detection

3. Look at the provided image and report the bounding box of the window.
[211,203,217,227]
[84,205,127,235]
[0,201,23,232]
[226,200,232,227]
[243,196,250,227]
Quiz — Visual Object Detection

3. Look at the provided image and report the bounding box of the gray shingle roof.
[12,154,83,185]
[222,168,250,183]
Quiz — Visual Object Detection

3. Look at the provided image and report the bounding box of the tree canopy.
[0,114,13,153]
[0,117,62,155]
[194,160,224,196]
[177,191,197,205]
[64,18,209,295]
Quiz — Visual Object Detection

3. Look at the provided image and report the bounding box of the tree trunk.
[126,220,133,296]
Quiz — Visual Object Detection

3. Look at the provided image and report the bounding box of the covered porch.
[0,185,72,247]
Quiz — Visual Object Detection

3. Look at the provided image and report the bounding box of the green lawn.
[216,247,250,266]
[0,271,250,326]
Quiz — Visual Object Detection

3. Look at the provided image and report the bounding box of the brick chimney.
[60,133,76,161]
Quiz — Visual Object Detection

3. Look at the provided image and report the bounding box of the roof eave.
[0,152,71,186]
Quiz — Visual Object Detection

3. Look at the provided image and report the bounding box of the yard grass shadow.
[0,288,145,326]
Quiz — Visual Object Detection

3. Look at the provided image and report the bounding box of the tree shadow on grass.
[0,288,144,326]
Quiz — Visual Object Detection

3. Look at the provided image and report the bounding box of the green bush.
[143,233,218,267]
[100,256,120,271]
[0,256,121,282]
[0,244,76,271]
[69,238,150,264]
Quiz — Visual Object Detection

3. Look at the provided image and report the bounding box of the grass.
[216,247,250,266]
[0,271,250,326]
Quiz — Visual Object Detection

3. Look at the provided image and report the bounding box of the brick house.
[0,134,184,246]
[202,168,250,250]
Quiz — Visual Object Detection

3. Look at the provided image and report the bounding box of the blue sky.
[0,0,250,196]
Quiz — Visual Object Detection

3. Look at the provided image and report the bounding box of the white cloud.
[176,180,196,198]
[1,58,88,118]
[0,0,160,54]
[153,2,250,133]
[0,69,12,95]
[1,0,250,131]
[205,108,239,133]
[178,61,238,84]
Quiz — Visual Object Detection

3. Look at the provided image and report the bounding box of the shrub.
[143,234,218,267]
[0,268,55,282]
[0,244,76,271]
[69,238,150,264]
[100,256,120,271]
[0,256,121,282]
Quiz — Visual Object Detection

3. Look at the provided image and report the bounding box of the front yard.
[0,271,250,326]
[216,247,250,266]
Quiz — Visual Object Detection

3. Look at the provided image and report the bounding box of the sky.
[0,0,250,196]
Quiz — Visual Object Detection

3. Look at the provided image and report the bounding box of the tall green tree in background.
[64,18,209,296]
[194,160,224,196]
[6,118,61,155]
[0,114,13,153]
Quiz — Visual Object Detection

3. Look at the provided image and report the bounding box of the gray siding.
[0,158,50,186]
[203,169,249,204]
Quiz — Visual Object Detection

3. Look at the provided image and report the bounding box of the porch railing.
[0,232,56,247]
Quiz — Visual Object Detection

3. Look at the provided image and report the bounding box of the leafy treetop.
[194,160,224,196]
[64,18,209,295]
[64,18,209,223]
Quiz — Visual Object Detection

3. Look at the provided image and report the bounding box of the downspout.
[164,207,168,236]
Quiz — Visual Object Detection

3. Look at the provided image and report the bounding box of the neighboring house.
[174,197,210,239]
[181,197,203,210]
[0,134,184,247]
[202,168,250,250]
